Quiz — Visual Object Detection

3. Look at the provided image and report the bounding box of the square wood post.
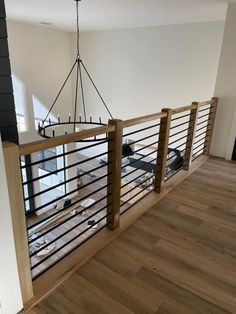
[204,97,218,155]
[3,142,33,304]
[154,108,172,193]
[107,119,123,230]
[183,102,200,170]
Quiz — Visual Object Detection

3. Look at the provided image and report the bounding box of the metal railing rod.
[197,112,213,120]
[123,122,160,138]
[192,149,207,161]
[170,118,194,130]
[199,107,210,113]
[171,113,192,122]
[194,135,210,146]
[120,181,154,208]
[193,141,206,152]
[129,131,159,146]
[121,187,153,215]
[169,127,189,138]
[168,133,189,146]
[120,174,154,199]
[27,183,111,230]
[30,202,110,257]
[166,147,186,162]
[122,140,159,160]
[23,150,112,185]
[121,168,155,189]
[24,162,111,201]
[196,118,212,127]
[194,129,210,140]
[192,145,208,157]
[121,156,157,179]
[31,213,109,270]
[165,165,183,181]
[21,140,110,169]
[195,124,209,133]
[121,149,156,170]
[32,220,110,280]
[28,194,110,244]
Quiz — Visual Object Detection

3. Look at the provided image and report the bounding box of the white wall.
[7,21,75,144]
[75,22,224,122]
[211,3,236,159]
[0,137,23,314]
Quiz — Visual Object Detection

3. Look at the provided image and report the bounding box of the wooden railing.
[2,97,218,305]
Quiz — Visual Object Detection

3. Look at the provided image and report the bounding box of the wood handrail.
[19,125,115,156]
[123,112,167,128]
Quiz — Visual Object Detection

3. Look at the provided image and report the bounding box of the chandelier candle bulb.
[49,118,51,124]
[57,115,60,123]
[90,115,92,122]
[52,129,55,137]
[99,117,102,123]
[69,114,71,122]
[79,114,82,122]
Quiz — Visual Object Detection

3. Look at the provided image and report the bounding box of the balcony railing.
[2,97,218,305]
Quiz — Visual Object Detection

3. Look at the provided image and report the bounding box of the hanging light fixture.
[38,0,113,141]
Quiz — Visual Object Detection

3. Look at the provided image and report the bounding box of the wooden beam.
[154,108,172,193]
[3,142,33,304]
[204,97,218,155]
[183,102,200,170]
[107,119,123,230]
[19,124,115,156]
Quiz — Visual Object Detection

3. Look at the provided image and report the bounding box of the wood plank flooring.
[29,157,236,313]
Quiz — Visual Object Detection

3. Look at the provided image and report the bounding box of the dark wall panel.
[0,18,6,37]
[0,0,18,144]
[0,0,6,19]
[0,57,11,75]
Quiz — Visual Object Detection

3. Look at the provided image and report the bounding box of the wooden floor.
[30,158,236,314]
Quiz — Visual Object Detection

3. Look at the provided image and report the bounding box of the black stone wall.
[0,0,18,144]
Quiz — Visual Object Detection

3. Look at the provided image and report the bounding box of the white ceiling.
[5,0,231,32]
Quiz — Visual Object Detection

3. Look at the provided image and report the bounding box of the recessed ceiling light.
[39,22,52,26]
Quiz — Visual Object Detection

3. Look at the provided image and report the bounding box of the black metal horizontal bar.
[194,135,209,146]
[129,131,159,146]
[120,181,154,208]
[121,174,154,199]
[31,213,109,270]
[165,165,183,181]
[192,149,207,161]
[24,161,111,201]
[199,107,211,113]
[121,156,156,179]
[23,150,111,186]
[21,140,110,169]
[194,129,210,140]
[28,194,110,244]
[193,141,206,152]
[170,118,193,130]
[196,124,209,133]
[169,127,189,139]
[32,220,110,280]
[28,172,110,213]
[171,112,193,122]
[169,139,190,151]
[30,202,110,257]
[27,183,111,230]
[121,148,156,170]
[196,118,212,127]
[192,145,207,157]
[121,167,155,189]
[166,147,186,162]
[122,139,159,160]
[169,133,189,146]
[123,122,160,138]
[121,186,153,215]
[198,112,213,120]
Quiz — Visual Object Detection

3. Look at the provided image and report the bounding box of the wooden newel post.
[204,97,218,155]
[3,142,33,304]
[154,108,172,193]
[107,119,123,230]
[183,102,200,170]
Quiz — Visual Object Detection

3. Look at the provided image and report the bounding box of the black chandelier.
[38,0,113,141]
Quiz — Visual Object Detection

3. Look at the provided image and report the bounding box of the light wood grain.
[3,142,33,304]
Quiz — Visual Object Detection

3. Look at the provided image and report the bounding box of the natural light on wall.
[12,73,28,132]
